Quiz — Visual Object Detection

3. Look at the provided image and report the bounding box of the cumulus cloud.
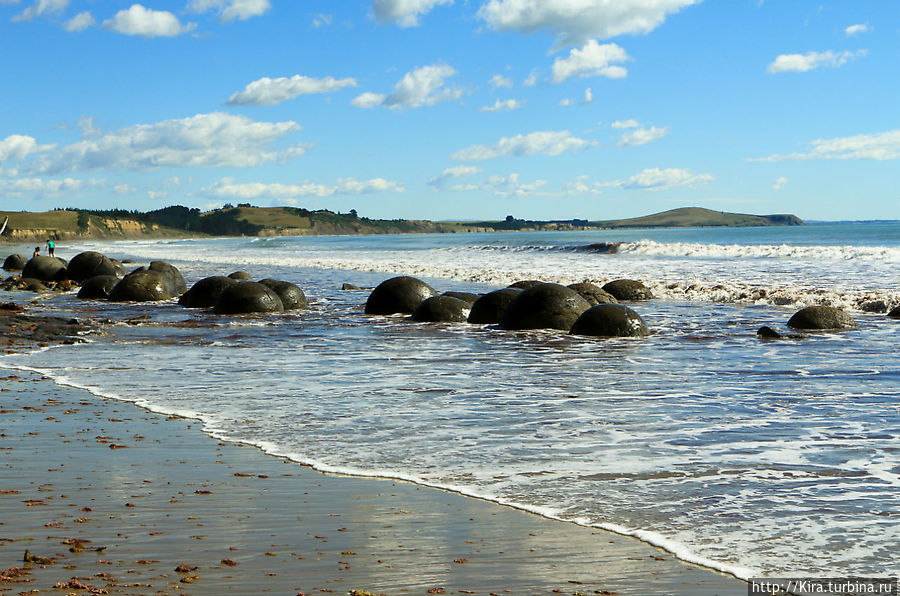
[845,23,870,36]
[611,119,639,129]
[104,4,197,37]
[0,134,54,163]
[0,177,104,198]
[63,11,95,31]
[451,130,593,161]
[564,174,603,195]
[523,70,538,87]
[352,64,462,109]
[602,167,713,191]
[427,165,482,188]
[750,129,900,162]
[583,88,593,105]
[618,125,669,146]
[489,74,514,88]
[480,98,525,112]
[204,177,404,200]
[478,0,699,48]
[372,0,452,27]
[767,49,867,74]
[448,173,547,197]
[226,75,358,106]
[15,112,306,176]
[12,0,67,22]
[551,40,629,83]
[188,0,271,21]
[114,183,137,195]
[773,176,788,190]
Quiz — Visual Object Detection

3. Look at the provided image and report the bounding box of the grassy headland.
[0,205,802,242]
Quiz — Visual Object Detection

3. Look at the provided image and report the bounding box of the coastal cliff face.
[0,212,188,242]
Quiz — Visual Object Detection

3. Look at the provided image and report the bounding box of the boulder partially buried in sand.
[179,276,237,308]
[602,279,654,301]
[508,280,543,290]
[787,306,857,330]
[467,288,522,324]
[78,275,120,300]
[258,279,308,310]
[66,251,120,283]
[109,268,175,302]
[570,304,650,337]
[567,282,618,306]
[213,281,284,315]
[442,291,480,305]
[149,261,186,296]
[500,283,590,331]
[3,254,27,271]
[22,256,67,282]
[411,296,471,323]
[228,271,252,280]
[365,276,436,315]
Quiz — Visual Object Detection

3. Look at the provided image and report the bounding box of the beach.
[1,364,744,595]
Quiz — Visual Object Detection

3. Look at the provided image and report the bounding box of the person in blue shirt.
[46,239,55,257]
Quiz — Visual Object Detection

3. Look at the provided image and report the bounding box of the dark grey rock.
[467,288,522,324]
[3,254,27,271]
[22,256,67,282]
[213,281,285,315]
[341,283,361,291]
[77,275,120,300]
[508,280,543,290]
[228,271,253,280]
[602,279,654,301]
[499,283,590,331]
[365,276,437,315]
[66,251,120,282]
[18,278,49,293]
[179,276,237,308]
[570,304,650,337]
[411,296,471,323]
[567,282,619,306]
[149,261,186,295]
[787,306,857,330]
[258,279,308,310]
[109,268,174,302]
[888,306,900,319]
[442,291,479,305]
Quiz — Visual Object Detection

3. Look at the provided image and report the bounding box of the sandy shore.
[0,368,747,595]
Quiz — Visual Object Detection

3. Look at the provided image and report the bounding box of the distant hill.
[0,205,802,243]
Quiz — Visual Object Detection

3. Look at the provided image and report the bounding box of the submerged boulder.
[66,251,119,283]
[149,261,186,296]
[442,291,480,305]
[467,288,522,324]
[500,283,590,331]
[16,278,49,293]
[213,281,284,315]
[508,280,543,290]
[179,276,237,308]
[228,271,252,280]
[109,268,174,302]
[602,279,654,301]
[567,282,618,306]
[365,276,436,315]
[22,256,67,282]
[77,275,120,300]
[258,279,308,310]
[888,306,900,319]
[570,304,650,337]
[411,296,471,323]
[3,254,27,271]
[787,306,857,330]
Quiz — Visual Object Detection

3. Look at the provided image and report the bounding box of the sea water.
[3,222,899,580]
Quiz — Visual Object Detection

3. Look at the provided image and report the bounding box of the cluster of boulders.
[363,275,652,338]
[2,252,308,316]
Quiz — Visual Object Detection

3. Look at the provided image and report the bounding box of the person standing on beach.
[32,246,40,258]
[47,239,55,257]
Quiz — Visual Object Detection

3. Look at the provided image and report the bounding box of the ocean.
[3,221,899,581]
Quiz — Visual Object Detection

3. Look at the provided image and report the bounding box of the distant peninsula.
[0,205,803,243]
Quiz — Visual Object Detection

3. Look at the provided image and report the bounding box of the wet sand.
[0,368,747,595]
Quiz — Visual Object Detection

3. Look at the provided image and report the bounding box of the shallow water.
[4,223,899,579]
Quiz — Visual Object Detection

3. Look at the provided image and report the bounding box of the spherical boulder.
[602,279,654,301]
[570,304,650,337]
[467,288,522,324]
[213,281,284,315]
[149,261,186,296]
[109,268,174,302]
[178,276,237,308]
[3,254,27,271]
[508,280,543,290]
[411,296,471,323]
[16,278,49,293]
[66,251,119,283]
[889,306,900,319]
[258,279,308,310]
[22,256,67,282]
[228,271,252,280]
[568,282,618,306]
[787,306,857,330]
[365,276,436,315]
[499,283,590,331]
[77,275,120,300]
[442,291,479,305]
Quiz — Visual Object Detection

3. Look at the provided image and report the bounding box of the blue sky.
[0,0,897,221]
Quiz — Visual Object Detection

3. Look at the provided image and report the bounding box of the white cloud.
[480,98,525,112]
[204,177,405,199]
[583,87,593,105]
[77,115,101,138]
[478,0,700,48]
[427,165,482,188]
[564,174,603,195]
[188,0,271,22]
[618,125,669,147]
[558,98,573,107]
[114,183,137,195]
[523,70,538,87]
[17,112,306,175]
[751,130,900,162]
[63,11,95,32]
[104,4,197,37]
[603,167,714,191]
[372,0,452,27]
[451,130,593,161]
[489,74,514,88]
[0,177,104,198]
[0,134,54,162]
[767,49,867,74]
[12,0,67,22]
[551,40,629,83]
[611,119,640,129]
[353,64,462,110]
[227,75,358,106]
[845,23,870,36]
[312,13,332,28]
[449,173,547,197]
[773,176,788,190]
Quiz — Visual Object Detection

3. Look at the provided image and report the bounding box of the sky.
[0,0,897,222]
